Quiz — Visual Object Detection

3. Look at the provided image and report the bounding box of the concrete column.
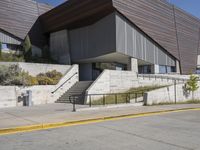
[151,64,159,74]
[128,57,138,73]
[176,60,181,74]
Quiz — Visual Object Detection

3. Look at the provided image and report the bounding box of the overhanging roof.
[40,0,200,74]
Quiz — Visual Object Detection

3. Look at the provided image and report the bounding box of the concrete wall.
[50,30,71,64]
[0,65,79,108]
[86,70,138,96]
[69,13,116,62]
[115,12,175,67]
[144,83,200,105]
[0,86,18,108]
[86,70,179,103]
[0,62,71,76]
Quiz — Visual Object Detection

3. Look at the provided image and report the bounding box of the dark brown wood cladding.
[40,0,114,32]
[174,7,200,74]
[0,0,52,40]
[198,29,200,55]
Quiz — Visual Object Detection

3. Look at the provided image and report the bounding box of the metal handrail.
[51,72,78,94]
[137,74,194,82]
[69,91,146,112]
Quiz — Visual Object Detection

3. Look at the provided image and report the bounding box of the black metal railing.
[137,74,191,83]
[51,72,78,94]
[69,91,146,112]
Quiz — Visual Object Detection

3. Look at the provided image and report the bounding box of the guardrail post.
[135,93,137,103]
[89,95,92,107]
[72,97,76,112]
[115,94,117,104]
[174,80,177,104]
[103,95,105,105]
[125,94,128,103]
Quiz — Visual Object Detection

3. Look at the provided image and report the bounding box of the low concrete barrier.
[144,83,200,105]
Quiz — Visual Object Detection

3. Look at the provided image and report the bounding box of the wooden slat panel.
[174,7,200,74]
[0,0,52,40]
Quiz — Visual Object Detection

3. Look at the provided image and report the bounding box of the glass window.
[159,65,167,74]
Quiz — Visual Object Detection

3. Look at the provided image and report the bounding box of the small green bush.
[0,65,62,86]
[36,70,62,85]
[0,64,25,85]
[0,52,25,62]
[36,76,54,85]
[0,41,2,57]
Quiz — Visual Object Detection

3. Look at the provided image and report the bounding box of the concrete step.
[56,81,93,104]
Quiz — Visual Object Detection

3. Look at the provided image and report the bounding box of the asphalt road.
[0,110,200,150]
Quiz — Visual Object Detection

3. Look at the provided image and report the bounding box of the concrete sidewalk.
[0,103,200,130]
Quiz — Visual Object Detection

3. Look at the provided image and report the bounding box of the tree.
[23,35,32,60]
[186,75,199,100]
[0,41,2,57]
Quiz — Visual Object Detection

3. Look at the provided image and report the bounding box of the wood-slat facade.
[0,0,52,40]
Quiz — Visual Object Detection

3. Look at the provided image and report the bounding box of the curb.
[0,107,200,136]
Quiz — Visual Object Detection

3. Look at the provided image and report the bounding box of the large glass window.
[92,62,127,80]
[196,68,200,74]
[138,65,151,74]
[159,65,167,74]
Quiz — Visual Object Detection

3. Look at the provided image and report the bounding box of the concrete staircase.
[56,81,93,104]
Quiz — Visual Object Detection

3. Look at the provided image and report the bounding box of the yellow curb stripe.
[0,107,200,136]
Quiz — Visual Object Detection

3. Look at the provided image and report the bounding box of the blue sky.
[37,0,200,19]
[169,0,200,19]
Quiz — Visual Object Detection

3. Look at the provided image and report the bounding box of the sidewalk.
[0,103,200,131]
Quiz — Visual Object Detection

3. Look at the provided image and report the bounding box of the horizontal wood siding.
[0,0,52,40]
[174,7,200,74]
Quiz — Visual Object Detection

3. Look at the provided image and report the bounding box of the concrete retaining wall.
[0,86,18,108]
[144,83,200,105]
[0,65,79,108]
[87,70,174,95]
[0,62,71,76]
[86,70,138,95]
[85,70,184,103]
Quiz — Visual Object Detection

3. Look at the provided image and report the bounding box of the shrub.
[36,76,54,85]
[0,64,25,85]
[0,52,25,62]
[186,75,199,99]
[36,70,62,85]
[23,35,32,61]
[0,65,62,86]
[0,41,2,57]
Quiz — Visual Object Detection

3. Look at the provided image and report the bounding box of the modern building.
[0,0,200,78]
